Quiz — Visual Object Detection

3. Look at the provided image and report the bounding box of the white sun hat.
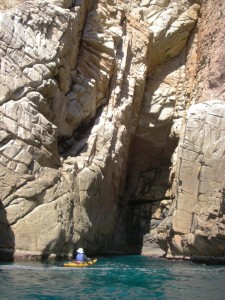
[77,248,84,253]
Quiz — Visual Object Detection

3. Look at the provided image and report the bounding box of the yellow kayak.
[63,259,97,268]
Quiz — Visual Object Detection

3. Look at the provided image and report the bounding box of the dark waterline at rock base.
[2,248,225,265]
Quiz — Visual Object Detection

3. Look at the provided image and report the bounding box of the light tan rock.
[1,0,224,261]
[0,0,26,10]
[169,101,225,256]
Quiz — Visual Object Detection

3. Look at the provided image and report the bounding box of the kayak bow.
[63,259,97,268]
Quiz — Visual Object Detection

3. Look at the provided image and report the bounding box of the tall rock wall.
[167,0,225,258]
[0,0,224,261]
[169,101,225,257]
[0,0,93,259]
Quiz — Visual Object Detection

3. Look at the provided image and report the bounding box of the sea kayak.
[63,259,97,267]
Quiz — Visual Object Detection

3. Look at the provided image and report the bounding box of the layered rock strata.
[0,0,224,261]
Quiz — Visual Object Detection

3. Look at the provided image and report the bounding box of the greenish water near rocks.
[0,255,225,299]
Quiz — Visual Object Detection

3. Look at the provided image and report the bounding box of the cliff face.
[167,0,225,257]
[0,0,224,260]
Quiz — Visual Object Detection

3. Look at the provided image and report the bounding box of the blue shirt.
[75,253,88,262]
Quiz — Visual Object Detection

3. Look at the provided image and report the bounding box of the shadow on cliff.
[58,5,181,256]
[0,201,15,262]
[58,106,102,157]
[119,47,188,255]
[56,9,136,255]
[125,165,172,255]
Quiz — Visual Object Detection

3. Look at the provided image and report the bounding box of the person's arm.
[83,254,91,262]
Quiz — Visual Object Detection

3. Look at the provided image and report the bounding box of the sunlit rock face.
[0,0,224,261]
[0,0,93,259]
[185,0,225,104]
[166,0,225,258]
[169,101,225,257]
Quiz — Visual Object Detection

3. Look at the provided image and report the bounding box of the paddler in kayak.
[72,248,90,263]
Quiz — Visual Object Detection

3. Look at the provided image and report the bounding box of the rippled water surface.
[1,255,225,299]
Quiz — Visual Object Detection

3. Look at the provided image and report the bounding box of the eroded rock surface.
[0,0,224,261]
[169,101,225,257]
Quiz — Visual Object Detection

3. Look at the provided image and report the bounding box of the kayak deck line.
[63,259,97,267]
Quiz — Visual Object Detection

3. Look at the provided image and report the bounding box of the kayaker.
[73,248,90,262]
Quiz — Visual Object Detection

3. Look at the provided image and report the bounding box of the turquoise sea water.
[0,255,225,300]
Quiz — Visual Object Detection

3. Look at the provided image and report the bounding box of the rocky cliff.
[0,0,224,261]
